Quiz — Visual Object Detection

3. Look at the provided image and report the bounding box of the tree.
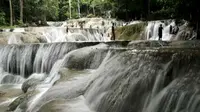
[69,0,72,18]
[77,0,81,18]
[19,0,23,23]
[9,0,13,26]
[148,0,150,18]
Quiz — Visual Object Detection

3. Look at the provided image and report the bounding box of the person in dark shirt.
[175,26,179,34]
[158,24,163,40]
[66,26,69,33]
[111,23,115,40]
[169,25,172,34]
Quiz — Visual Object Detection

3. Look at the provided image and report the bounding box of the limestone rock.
[21,79,39,93]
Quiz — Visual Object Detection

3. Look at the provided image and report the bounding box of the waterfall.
[145,20,193,41]
[0,41,198,112]
[0,42,103,84]
[1,18,120,45]
[85,48,200,112]
[1,18,200,112]
[47,21,66,27]
[1,28,25,32]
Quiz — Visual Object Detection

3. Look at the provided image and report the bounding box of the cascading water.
[3,18,116,44]
[3,19,108,45]
[1,17,200,112]
[1,40,200,112]
[0,41,104,111]
[145,20,195,41]
[145,20,175,40]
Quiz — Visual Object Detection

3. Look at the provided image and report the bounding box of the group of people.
[65,20,117,41]
[158,24,179,40]
[66,21,85,33]
[66,21,180,41]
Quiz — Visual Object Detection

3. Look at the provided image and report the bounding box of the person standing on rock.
[111,22,116,40]
[174,26,179,34]
[102,21,105,26]
[158,24,163,40]
[169,25,172,34]
[66,26,69,33]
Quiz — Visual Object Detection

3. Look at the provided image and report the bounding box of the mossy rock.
[116,22,147,41]
[38,99,66,112]
[21,79,40,93]
[0,38,7,44]
[8,95,26,111]
[7,90,38,112]
[0,92,6,97]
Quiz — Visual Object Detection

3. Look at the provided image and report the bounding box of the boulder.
[0,38,8,44]
[19,32,41,43]
[7,91,38,111]
[0,91,5,97]
[0,32,46,44]
[8,95,26,111]
[21,79,40,93]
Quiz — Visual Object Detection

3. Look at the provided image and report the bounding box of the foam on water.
[13,28,25,32]
[0,68,24,84]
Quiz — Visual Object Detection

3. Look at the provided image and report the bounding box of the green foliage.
[46,0,59,20]
[86,14,95,18]
[150,8,174,20]
[24,0,59,22]
[0,0,59,25]
[17,20,23,26]
[59,0,69,20]
[0,0,199,31]
[0,11,6,25]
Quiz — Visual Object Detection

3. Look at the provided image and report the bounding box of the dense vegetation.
[0,0,199,38]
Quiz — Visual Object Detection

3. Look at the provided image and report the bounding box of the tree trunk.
[197,21,199,39]
[148,0,151,16]
[9,0,13,26]
[69,0,72,18]
[20,0,23,23]
[146,0,150,20]
[93,6,95,16]
[42,15,47,25]
[87,5,90,15]
[125,0,128,21]
[197,10,200,39]
[77,0,81,18]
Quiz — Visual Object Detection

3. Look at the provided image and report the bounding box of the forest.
[0,0,199,35]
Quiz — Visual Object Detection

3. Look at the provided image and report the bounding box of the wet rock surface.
[21,79,40,93]
[1,41,200,112]
[0,32,46,44]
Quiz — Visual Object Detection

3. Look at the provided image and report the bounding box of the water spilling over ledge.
[0,41,200,112]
